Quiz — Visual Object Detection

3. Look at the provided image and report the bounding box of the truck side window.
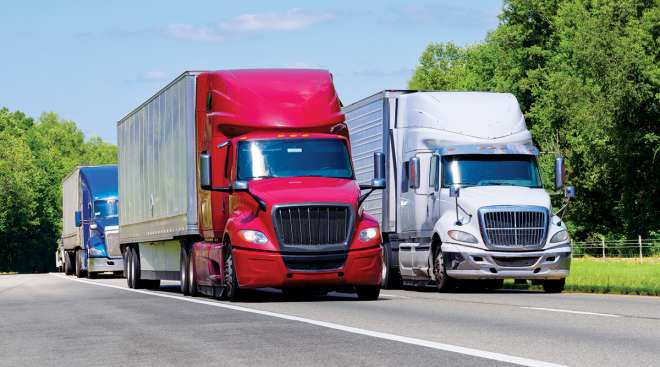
[402,161,409,193]
[429,155,440,191]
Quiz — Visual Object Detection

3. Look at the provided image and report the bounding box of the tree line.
[0,109,116,272]
[409,0,659,243]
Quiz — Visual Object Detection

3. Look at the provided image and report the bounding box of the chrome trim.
[478,206,549,251]
[271,203,355,253]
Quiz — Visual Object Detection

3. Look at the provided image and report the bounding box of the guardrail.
[571,236,660,262]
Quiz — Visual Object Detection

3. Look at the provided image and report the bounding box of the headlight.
[447,230,478,243]
[88,245,106,257]
[239,230,269,244]
[359,227,379,242]
[550,230,569,243]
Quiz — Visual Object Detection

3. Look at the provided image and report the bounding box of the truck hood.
[457,186,551,213]
[248,177,359,206]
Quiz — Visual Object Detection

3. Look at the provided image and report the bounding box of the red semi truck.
[118,69,385,301]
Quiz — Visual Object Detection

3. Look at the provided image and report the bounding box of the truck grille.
[105,232,122,257]
[479,206,548,250]
[274,205,352,246]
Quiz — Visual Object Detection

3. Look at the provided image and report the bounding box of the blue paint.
[79,166,118,258]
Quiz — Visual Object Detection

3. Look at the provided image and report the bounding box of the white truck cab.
[344,91,574,292]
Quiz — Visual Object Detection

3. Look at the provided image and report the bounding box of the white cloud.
[137,70,169,82]
[162,9,335,42]
[163,24,224,42]
[219,8,335,32]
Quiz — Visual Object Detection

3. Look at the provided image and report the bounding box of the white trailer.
[344,91,574,292]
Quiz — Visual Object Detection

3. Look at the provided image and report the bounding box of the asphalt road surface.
[1,274,659,367]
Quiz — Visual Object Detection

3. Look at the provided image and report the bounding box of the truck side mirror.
[200,152,212,190]
[554,156,565,189]
[371,152,385,189]
[75,211,82,227]
[409,157,420,189]
[449,185,460,198]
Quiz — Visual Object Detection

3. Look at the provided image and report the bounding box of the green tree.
[409,0,659,241]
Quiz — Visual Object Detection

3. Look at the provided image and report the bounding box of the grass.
[0,272,17,275]
[501,257,660,296]
[564,257,660,296]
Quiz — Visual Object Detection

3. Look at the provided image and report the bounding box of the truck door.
[81,183,91,248]
[212,141,231,236]
[410,152,434,275]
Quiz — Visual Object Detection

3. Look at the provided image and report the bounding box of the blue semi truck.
[60,165,123,278]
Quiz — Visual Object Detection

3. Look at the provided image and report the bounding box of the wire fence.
[571,236,660,262]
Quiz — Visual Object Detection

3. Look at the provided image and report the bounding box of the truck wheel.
[381,243,401,289]
[126,248,133,287]
[64,252,74,275]
[188,248,199,296]
[542,279,565,293]
[223,246,242,302]
[180,245,190,296]
[75,250,86,278]
[355,285,380,301]
[433,248,454,292]
[130,247,145,289]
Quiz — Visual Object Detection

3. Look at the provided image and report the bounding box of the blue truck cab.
[61,165,123,278]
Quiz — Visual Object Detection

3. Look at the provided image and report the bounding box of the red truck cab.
[187,69,384,300]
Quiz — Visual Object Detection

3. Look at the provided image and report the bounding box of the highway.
[1,274,659,367]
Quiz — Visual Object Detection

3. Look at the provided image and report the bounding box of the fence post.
[639,235,643,264]
[601,238,605,259]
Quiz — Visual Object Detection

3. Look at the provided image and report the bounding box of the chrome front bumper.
[88,257,124,273]
[442,242,570,280]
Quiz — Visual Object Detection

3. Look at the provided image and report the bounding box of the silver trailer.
[117,72,199,282]
[344,91,574,293]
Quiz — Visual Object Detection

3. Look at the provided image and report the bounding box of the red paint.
[190,69,381,293]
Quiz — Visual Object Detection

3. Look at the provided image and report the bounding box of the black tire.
[64,252,74,275]
[122,249,129,278]
[433,247,454,292]
[543,278,566,293]
[180,245,190,296]
[188,247,199,297]
[75,249,86,278]
[356,285,381,301]
[223,246,242,302]
[130,247,145,289]
[126,248,133,288]
[381,243,401,289]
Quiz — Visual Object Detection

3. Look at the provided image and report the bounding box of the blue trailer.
[61,165,123,278]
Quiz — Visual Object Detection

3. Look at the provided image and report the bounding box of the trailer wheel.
[64,252,74,275]
[381,242,401,289]
[180,245,190,296]
[355,285,380,301]
[223,246,242,302]
[129,247,145,289]
[188,248,199,297]
[75,249,86,278]
[433,248,454,292]
[542,278,565,293]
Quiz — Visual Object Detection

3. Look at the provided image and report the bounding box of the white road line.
[53,274,566,367]
[379,293,411,299]
[521,306,620,318]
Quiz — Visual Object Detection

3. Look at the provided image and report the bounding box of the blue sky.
[0,1,501,143]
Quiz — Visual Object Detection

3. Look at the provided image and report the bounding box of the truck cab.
[344,91,574,292]
[61,165,123,278]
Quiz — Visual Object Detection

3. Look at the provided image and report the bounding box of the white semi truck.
[344,91,574,292]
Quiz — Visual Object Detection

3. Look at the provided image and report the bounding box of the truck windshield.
[94,199,118,218]
[237,139,353,180]
[442,155,542,188]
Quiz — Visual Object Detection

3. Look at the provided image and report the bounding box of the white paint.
[54,274,566,367]
[379,293,411,299]
[521,306,620,318]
